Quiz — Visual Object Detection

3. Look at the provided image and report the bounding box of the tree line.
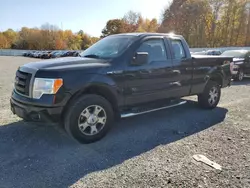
[160,0,250,47]
[1,0,250,50]
[0,24,99,50]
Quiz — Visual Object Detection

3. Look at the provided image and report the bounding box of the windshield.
[80,35,136,59]
[220,50,247,58]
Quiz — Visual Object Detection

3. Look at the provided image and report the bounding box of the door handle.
[173,70,181,74]
[185,67,192,71]
[107,70,123,75]
[140,70,151,74]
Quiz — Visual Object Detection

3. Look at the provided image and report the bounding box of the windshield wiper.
[83,54,100,59]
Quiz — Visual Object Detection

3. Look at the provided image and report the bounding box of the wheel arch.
[209,73,223,87]
[62,83,120,121]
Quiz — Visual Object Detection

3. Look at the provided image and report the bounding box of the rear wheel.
[64,94,114,144]
[198,81,221,109]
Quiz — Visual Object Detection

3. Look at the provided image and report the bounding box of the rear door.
[166,37,193,96]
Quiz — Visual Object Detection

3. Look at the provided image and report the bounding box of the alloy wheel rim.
[239,71,244,81]
[78,105,107,136]
[208,86,219,106]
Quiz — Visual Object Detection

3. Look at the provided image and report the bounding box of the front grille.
[15,70,32,96]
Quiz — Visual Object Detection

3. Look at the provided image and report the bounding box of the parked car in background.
[206,50,222,55]
[22,50,83,59]
[40,51,47,59]
[193,50,222,56]
[40,51,50,59]
[27,51,35,57]
[22,52,28,56]
[49,51,58,58]
[51,51,64,58]
[73,51,81,57]
[61,51,69,57]
[37,51,44,58]
[25,51,31,57]
[68,51,76,56]
[32,51,40,58]
[220,50,250,81]
[25,51,32,57]
[192,51,207,55]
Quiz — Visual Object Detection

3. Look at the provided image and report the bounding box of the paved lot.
[0,56,249,188]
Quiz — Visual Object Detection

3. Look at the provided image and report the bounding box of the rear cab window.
[169,39,186,59]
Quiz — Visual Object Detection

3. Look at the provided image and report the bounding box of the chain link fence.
[0,49,29,56]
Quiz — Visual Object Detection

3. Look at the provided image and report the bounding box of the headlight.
[32,78,63,99]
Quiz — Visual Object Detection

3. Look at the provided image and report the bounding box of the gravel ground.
[0,56,249,188]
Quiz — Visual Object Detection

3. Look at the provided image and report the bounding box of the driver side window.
[136,39,167,63]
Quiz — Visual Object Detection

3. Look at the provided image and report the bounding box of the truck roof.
[112,32,183,38]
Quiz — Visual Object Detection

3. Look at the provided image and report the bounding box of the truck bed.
[192,55,233,66]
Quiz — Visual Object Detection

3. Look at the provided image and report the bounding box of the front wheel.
[198,81,221,109]
[64,94,114,144]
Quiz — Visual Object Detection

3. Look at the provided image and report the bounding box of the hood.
[22,57,110,71]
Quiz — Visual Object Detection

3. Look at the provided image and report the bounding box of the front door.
[123,37,177,106]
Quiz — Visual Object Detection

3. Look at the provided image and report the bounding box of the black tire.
[22,117,31,122]
[64,94,114,144]
[198,81,221,109]
[234,69,244,81]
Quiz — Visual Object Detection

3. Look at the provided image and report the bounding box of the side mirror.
[131,52,148,66]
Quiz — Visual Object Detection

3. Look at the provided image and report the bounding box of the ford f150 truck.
[10,33,234,143]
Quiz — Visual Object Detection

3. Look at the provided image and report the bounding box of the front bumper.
[10,97,63,123]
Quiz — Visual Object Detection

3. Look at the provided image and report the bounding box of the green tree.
[160,0,250,47]
[122,10,142,32]
[2,29,18,48]
[0,33,9,48]
[136,18,159,32]
[159,0,187,33]
[101,19,129,37]
[78,31,92,49]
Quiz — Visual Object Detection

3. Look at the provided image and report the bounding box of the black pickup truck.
[10,33,233,143]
